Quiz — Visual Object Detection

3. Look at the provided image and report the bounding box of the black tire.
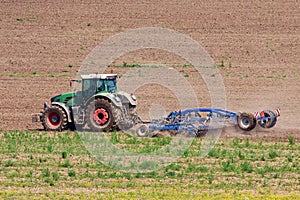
[136,125,149,137]
[86,99,115,131]
[112,107,122,131]
[258,110,277,128]
[237,112,256,131]
[115,104,136,131]
[42,105,68,131]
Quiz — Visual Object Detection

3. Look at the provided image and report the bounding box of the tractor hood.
[50,91,76,106]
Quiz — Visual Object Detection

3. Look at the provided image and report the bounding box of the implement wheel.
[258,110,277,128]
[237,112,256,131]
[136,125,149,137]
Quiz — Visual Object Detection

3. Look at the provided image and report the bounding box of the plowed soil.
[0,0,299,140]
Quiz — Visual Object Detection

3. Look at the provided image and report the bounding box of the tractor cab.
[80,74,118,100]
[81,74,117,93]
[68,74,118,105]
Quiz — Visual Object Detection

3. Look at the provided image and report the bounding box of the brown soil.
[0,0,299,140]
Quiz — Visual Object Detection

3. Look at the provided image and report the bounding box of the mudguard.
[85,93,123,108]
[117,91,137,106]
[86,91,137,108]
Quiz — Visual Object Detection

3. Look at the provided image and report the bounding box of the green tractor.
[32,74,137,131]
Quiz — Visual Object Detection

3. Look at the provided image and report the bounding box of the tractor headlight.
[131,94,137,101]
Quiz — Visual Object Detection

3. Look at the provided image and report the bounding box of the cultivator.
[134,108,281,137]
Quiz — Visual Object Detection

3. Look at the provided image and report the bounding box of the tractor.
[32,74,137,131]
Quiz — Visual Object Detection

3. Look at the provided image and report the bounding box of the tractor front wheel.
[86,99,114,131]
[42,105,68,131]
[237,112,256,131]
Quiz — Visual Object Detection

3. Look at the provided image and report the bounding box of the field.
[0,0,299,199]
[0,130,299,199]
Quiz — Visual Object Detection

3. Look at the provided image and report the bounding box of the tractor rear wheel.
[42,105,68,131]
[237,112,256,131]
[86,99,115,131]
[258,110,277,128]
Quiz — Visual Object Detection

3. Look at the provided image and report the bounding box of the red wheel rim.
[47,111,61,128]
[93,108,109,125]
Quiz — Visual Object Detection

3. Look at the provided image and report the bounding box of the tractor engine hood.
[50,92,75,106]
[50,95,61,103]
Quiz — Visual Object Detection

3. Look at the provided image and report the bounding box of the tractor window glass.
[97,80,105,92]
[83,79,96,98]
[106,79,117,93]
[83,80,90,91]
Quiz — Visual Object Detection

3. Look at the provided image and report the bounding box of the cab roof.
[80,74,118,80]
